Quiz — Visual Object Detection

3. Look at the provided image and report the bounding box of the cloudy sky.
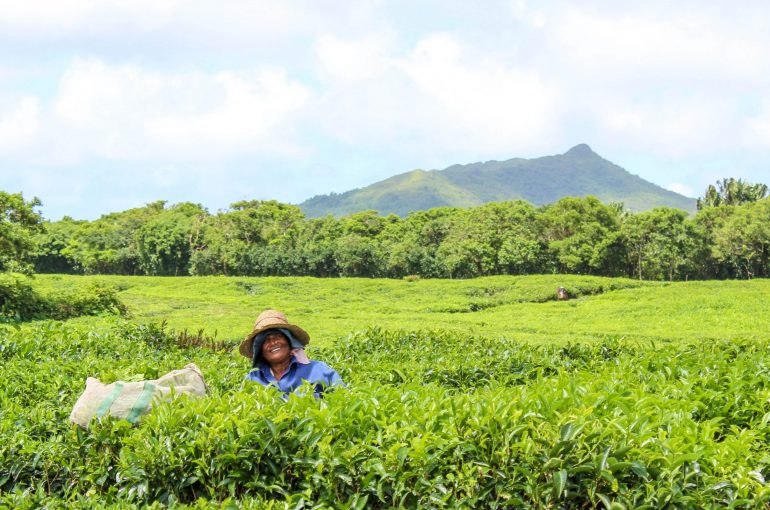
[1,0,769,220]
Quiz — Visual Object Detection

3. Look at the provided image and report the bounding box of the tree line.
[2,178,769,281]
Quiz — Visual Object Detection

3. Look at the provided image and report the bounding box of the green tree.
[539,196,625,275]
[334,234,383,277]
[136,202,207,276]
[60,203,171,274]
[0,191,44,273]
[711,199,770,278]
[325,210,393,277]
[697,178,769,210]
[690,205,735,279]
[621,208,696,280]
[31,217,83,273]
[294,216,342,277]
[190,200,304,276]
[435,202,544,278]
[381,208,459,278]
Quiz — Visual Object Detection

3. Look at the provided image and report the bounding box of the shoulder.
[244,368,266,383]
[307,359,332,369]
[307,360,340,374]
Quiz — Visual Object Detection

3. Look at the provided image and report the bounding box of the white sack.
[69,363,207,429]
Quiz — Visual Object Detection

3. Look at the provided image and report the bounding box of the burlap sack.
[69,363,207,429]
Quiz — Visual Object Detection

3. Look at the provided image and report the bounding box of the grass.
[31,274,770,349]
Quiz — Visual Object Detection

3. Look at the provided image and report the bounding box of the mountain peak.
[564,144,596,157]
[299,146,696,217]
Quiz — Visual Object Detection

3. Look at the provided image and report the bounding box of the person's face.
[261,331,291,365]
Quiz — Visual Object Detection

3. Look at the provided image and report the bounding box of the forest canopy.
[4,179,769,281]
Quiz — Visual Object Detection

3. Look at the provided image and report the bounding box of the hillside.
[299,144,696,217]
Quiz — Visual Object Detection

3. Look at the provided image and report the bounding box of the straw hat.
[239,309,310,359]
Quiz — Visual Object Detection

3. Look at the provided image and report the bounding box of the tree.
[334,234,384,277]
[621,208,696,280]
[710,199,770,278]
[697,178,769,210]
[293,216,341,277]
[136,203,207,276]
[434,202,544,278]
[0,191,44,273]
[381,208,459,278]
[690,205,736,279]
[59,203,173,274]
[31,217,83,273]
[539,196,625,275]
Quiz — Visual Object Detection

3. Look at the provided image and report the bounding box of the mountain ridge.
[299,145,696,217]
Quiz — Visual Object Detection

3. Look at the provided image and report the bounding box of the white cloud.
[510,0,547,28]
[665,182,695,197]
[47,59,310,162]
[145,70,311,155]
[3,0,770,220]
[597,94,736,156]
[554,8,763,79]
[0,0,182,34]
[400,34,559,151]
[0,96,41,152]
[315,34,393,84]
[0,0,320,41]
[313,33,560,159]
[744,100,770,149]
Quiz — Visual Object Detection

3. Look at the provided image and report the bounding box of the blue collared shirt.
[245,357,343,396]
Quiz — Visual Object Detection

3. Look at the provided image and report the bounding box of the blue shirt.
[245,357,343,397]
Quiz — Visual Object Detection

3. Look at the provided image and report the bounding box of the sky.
[1,0,769,220]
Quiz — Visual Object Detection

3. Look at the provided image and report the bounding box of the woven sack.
[69,363,207,429]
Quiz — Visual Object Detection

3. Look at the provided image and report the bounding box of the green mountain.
[299,144,696,217]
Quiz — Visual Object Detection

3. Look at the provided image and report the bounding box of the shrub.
[45,283,128,320]
[0,273,127,322]
[0,272,45,321]
[4,317,770,507]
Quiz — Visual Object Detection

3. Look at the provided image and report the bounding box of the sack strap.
[96,382,125,420]
[126,381,157,424]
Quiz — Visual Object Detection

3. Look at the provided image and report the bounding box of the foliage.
[28,274,770,350]
[697,178,769,210]
[0,273,127,322]
[26,183,770,281]
[710,199,770,279]
[137,202,207,276]
[621,207,696,280]
[0,191,44,274]
[0,273,45,321]
[539,197,624,275]
[3,305,770,507]
[31,217,84,274]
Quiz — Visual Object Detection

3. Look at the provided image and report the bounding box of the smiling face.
[260,331,292,366]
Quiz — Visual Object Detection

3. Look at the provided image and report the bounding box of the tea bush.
[3,319,770,508]
[0,272,44,321]
[0,273,126,322]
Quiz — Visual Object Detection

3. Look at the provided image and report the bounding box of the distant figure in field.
[240,309,343,397]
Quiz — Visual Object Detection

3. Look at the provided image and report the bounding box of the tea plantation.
[2,275,770,508]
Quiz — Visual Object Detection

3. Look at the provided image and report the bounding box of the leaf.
[630,461,649,479]
[352,494,369,510]
[552,469,568,499]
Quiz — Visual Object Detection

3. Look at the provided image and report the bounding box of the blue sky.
[1,0,769,220]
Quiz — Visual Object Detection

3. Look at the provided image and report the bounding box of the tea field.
[2,275,770,508]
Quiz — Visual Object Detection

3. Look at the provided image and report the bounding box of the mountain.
[299,144,697,217]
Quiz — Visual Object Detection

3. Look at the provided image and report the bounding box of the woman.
[240,309,343,396]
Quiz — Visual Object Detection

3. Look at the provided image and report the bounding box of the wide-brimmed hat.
[239,309,310,359]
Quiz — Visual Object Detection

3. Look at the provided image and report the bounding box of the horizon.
[2,1,769,220]
[28,143,703,221]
